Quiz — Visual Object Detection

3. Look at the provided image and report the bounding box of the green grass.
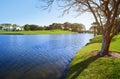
[0,30,75,35]
[66,35,120,79]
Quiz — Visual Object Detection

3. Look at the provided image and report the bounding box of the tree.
[24,24,30,31]
[0,25,2,30]
[113,18,120,34]
[49,23,61,30]
[40,0,120,56]
[1,23,12,31]
[71,23,85,32]
[63,22,72,30]
[12,24,18,31]
[90,22,101,36]
[29,24,39,30]
[13,24,17,28]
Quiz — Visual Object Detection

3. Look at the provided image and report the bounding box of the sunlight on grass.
[66,35,120,79]
[0,30,75,35]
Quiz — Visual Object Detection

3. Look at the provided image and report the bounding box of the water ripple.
[0,34,93,79]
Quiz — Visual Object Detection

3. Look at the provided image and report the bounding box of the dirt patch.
[91,50,120,58]
[110,52,120,58]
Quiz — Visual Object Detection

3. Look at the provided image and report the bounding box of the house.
[15,26,24,31]
[0,24,24,31]
[1,25,13,31]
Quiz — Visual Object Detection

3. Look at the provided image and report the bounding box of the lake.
[0,34,93,79]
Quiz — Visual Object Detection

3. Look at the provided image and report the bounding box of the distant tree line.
[24,24,44,31]
[0,22,86,33]
[24,22,86,33]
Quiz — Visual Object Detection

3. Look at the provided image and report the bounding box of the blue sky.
[0,0,94,30]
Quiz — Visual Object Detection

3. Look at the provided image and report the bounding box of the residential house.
[0,24,24,31]
[15,26,24,31]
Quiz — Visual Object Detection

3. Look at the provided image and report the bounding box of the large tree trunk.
[99,33,112,56]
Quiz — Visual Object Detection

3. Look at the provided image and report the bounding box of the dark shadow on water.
[66,55,99,79]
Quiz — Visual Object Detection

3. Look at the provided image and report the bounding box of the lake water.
[0,34,93,79]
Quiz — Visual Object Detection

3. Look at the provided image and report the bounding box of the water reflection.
[0,34,93,79]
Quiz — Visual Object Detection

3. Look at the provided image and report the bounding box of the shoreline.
[66,35,120,79]
[0,30,76,35]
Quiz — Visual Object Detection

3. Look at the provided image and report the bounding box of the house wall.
[0,25,24,31]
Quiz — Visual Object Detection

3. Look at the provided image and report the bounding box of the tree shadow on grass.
[66,55,99,79]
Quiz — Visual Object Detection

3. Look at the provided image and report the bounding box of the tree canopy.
[40,0,120,56]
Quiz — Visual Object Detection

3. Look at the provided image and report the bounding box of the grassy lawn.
[0,30,75,35]
[66,35,120,79]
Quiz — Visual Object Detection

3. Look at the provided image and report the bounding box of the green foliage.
[24,24,30,31]
[1,22,86,32]
[66,35,120,79]
[48,22,86,32]
[89,22,102,36]
[49,23,62,30]
[86,35,119,45]
[1,23,12,27]
[113,18,120,35]
[86,35,102,45]
[63,22,85,32]
[12,24,17,28]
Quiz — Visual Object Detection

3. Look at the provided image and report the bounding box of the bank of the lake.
[0,30,75,35]
[66,35,120,79]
